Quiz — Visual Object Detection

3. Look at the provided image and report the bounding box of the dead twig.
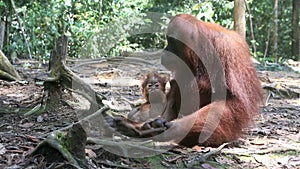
[197,142,229,162]
[183,143,229,168]
[98,160,135,169]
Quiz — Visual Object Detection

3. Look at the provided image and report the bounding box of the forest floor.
[0,56,300,169]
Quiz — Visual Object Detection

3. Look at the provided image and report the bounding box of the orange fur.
[112,14,263,147]
[128,73,167,122]
[157,14,263,147]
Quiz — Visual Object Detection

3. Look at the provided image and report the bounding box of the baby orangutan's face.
[142,74,167,103]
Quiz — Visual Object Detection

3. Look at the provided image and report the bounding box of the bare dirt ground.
[0,57,299,169]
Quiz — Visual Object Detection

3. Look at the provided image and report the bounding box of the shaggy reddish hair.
[157,14,263,147]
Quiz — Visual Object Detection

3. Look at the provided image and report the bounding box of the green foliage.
[248,0,293,60]
[1,0,296,62]
[192,0,234,28]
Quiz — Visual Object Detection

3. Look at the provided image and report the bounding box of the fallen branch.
[87,137,167,157]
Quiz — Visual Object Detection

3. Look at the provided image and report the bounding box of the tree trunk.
[10,0,32,59]
[244,0,257,55]
[234,0,246,39]
[273,0,279,62]
[292,0,299,61]
[4,11,10,49]
[0,21,5,50]
[0,50,20,81]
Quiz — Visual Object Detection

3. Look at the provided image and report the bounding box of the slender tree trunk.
[10,0,32,59]
[5,12,10,49]
[0,21,5,50]
[292,0,299,61]
[273,0,279,63]
[244,0,257,55]
[234,0,246,39]
[263,29,271,66]
[99,0,103,18]
[2,2,10,50]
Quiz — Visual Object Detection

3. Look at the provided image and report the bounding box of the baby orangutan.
[127,73,168,122]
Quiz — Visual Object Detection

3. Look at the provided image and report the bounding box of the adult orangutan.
[106,14,263,147]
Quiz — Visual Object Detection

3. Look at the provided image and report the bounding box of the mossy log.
[29,123,88,168]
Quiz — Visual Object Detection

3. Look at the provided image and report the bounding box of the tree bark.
[4,10,10,49]
[244,0,257,55]
[0,50,20,81]
[273,0,279,62]
[34,36,104,113]
[292,0,299,61]
[234,0,246,39]
[0,21,5,50]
